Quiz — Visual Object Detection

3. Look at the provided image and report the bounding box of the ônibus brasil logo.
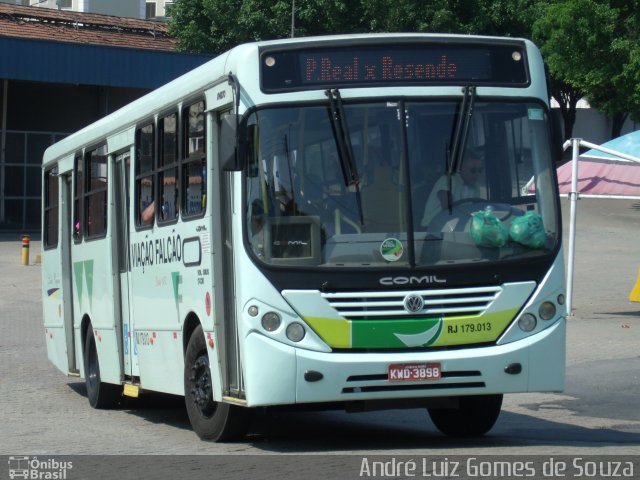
[8,456,73,480]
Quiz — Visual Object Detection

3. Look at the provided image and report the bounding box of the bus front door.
[60,173,77,374]
[113,150,138,379]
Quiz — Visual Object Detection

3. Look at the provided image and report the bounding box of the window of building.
[0,131,55,231]
[56,0,72,8]
[164,1,174,17]
[182,101,206,218]
[135,123,155,227]
[44,167,59,249]
[158,112,179,223]
[85,145,108,238]
[145,2,156,18]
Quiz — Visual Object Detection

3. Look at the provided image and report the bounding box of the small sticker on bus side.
[528,108,544,120]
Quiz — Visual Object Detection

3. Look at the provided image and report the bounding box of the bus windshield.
[244,100,559,268]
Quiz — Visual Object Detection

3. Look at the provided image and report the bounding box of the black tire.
[184,325,250,441]
[428,394,503,437]
[84,326,121,409]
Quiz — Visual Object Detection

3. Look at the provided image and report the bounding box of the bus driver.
[420,153,484,227]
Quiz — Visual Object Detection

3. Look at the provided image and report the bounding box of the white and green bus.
[42,33,566,441]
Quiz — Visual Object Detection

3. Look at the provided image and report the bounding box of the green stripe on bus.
[303,316,351,348]
[304,308,520,349]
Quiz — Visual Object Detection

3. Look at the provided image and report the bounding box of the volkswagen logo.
[403,294,424,313]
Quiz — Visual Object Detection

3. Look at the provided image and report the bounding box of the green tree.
[360,0,463,33]
[169,0,543,54]
[534,0,640,139]
[591,1,640,135]
[453,0,539,38]
[360,0,538,37]
[169,0,640,141]
[169,0,541,54]
[168,0,366,54]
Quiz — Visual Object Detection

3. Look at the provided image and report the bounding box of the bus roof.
[251,32,532,47]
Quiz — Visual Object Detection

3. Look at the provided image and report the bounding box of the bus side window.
[182,101,206,218]
[85,145,108,238]
[73,154,83,242]
[44,167,59,249]
[158,112,179,223]
[135,123,155,227]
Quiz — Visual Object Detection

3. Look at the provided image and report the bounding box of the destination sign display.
[260,42,529,92]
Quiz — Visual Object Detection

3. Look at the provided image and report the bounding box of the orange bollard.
[21,234,30,266]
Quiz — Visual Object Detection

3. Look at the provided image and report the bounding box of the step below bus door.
[113,150,138,379]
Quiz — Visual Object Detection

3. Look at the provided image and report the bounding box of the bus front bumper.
[241,318,565,407]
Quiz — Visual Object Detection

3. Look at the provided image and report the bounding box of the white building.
[0,0,173,19]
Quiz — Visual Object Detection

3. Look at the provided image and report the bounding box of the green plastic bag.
[509,211,546,249]
[470,207,507,247]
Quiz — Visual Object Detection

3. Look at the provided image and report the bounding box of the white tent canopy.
[558,131,640,200]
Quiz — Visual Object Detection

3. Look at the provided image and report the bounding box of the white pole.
[566,138,581,315]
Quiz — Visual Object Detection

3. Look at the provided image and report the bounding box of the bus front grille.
[342,382,486,394]
[341,369,485,394]
[321,286,502,320]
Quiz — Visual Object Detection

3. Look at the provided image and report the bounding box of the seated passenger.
[141,201,155,225]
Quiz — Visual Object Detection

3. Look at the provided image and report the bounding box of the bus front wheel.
[427,394,502,437]
[84,326,121,409]
[184,325,250,441]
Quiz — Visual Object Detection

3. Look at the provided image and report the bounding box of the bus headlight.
[261,312,281,332]
[518,313,537,332]
[286,323,305,342]
[539,302,556,321]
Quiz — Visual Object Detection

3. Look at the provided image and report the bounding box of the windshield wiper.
[325,89,364,225]
[283,133,296,214]
[326,89,359,186]
[445,85,476,211]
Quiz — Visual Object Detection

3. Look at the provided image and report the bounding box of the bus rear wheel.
[184,325,250,441]
[84,326,121,409]
[428,394,503,437]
